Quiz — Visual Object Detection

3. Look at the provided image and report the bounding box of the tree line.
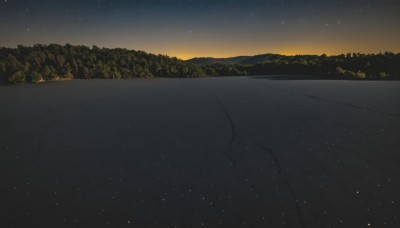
[236,53,400,79]
[0,44,399,83]
[0,44,226,83]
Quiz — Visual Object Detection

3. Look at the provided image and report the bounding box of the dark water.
[1,76,400,227]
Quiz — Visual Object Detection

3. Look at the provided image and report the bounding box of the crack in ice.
[300,93,400,119]
[216,98,237,166]
[256,144,306,228]
[263,83,400,119]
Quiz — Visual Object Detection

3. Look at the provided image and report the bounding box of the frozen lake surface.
[1,76,400,227]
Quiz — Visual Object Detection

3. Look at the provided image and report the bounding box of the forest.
[0,44,399,83]
[237,53,400,79]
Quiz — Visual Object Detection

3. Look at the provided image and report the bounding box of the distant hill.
[187,54,283,65]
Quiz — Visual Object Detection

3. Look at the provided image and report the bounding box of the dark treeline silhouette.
[197,53,400,79]
[236,53,400,79]
[0,44,399,83]
[0,44,224,83]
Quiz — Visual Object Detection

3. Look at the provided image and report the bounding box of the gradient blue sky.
[1,0,399,59]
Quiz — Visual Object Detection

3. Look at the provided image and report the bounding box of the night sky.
[0,0,399,59]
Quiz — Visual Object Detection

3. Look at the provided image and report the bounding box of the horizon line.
[1,43,399,60]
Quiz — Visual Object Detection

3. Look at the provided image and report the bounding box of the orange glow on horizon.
[169,44,400,60]
[171,50,369,60]
[163,36,400,60]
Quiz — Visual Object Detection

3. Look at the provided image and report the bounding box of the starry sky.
[0,0,399,59]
